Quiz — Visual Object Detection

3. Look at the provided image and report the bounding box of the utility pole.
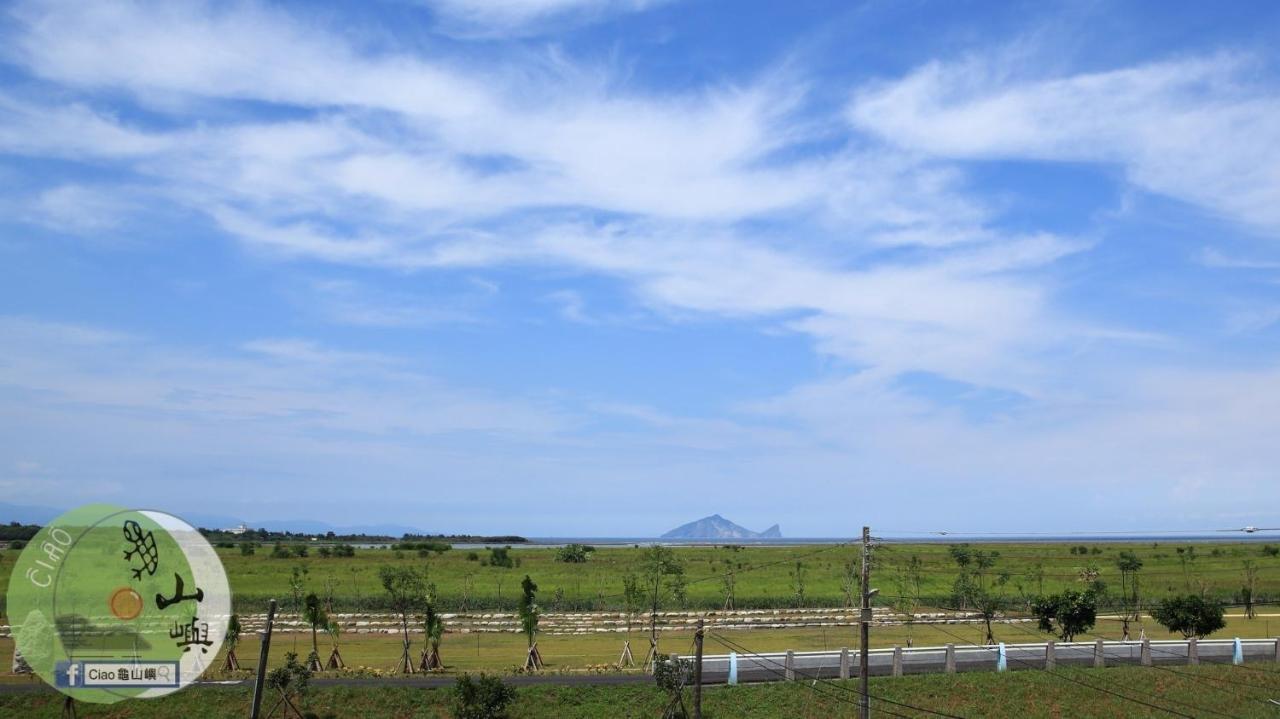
[250,599,277,719]
[860,526,871,719]
[693,618,704,719]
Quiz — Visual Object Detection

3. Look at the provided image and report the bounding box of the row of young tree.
[887,545,1241,645]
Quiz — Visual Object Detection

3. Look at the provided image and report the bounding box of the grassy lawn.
[4,663,1280,718]
[4,614,1278,678]
[7,540,1277,613]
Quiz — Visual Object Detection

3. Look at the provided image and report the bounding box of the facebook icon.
[54,661,81,688]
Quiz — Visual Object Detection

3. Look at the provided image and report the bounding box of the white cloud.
[422,0,671,37]
[849,54,1280,235]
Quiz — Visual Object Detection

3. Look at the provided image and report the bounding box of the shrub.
[9,540,26,550]
[333,544,356,558]
[487,547,514,569]
[291,544,309,558]
[451,674,516,719]
[318,547,332,558]
[1262,545,1280,558]
[555,543,595,563]
[239,542,256,556]
[466,551,480,561]
[271,543,291,559]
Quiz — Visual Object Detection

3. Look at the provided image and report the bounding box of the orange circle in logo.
[109,587,144,620]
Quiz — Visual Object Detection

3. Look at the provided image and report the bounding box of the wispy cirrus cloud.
[849,53,1280,234]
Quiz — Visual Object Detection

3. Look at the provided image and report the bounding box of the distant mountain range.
[661,514,781,540]
[0,502,426,537]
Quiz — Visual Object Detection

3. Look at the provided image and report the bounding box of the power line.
[918,620,1215,719]
[996,618,1279,703]
[708,631,967,719]
[705,634,917,719]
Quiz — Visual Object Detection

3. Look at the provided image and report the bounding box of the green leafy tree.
[1115,551,1144,639]
[653,655,693,719]
[973,590,1005,645]
[422,582,444,670]
[1032,589,1097,642]
[1152,595,1226,639]
[1242,560,1259,619]
[1175,546,1197,591]
[266,651,312,716]
[790,561,808,607]
[379,565,426,673]
[517,575,539,647]
[840,556,860,608]
[639,545,685,662]
[303,592,327,670]
[287,564,309,652]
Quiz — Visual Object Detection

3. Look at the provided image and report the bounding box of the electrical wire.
[707,631,961,719]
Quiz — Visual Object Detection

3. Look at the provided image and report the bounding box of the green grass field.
[4,663,1280,718]
[4,540,1279,676]
[7,539,1272,613]
[4,614,1278,679]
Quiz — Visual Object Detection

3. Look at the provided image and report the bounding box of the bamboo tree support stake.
[618,639,635,668]
[249,599,277,719]
[327,646,345,670]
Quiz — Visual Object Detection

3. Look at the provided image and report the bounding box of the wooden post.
[1045,640,1055,670]
[785,650,795,681]
[1188,637,1199,665]
[945,643,956,673]
[859,525,871,719]
[249,599,277,719]
[839,647,850,680]
[693,619,703,719]
[892,645,903,677]
[1094,638,1105,668]
[1140,638,1152,667]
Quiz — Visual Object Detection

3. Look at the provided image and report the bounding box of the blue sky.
[2,0,1279,535]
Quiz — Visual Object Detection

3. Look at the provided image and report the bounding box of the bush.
[555,543,595,563]
[487,547,514,569]
[239,542,256,556]
[451,674,516,719]
[318,547,332,558]
[271,543,291,559]
[333,544,356,558]
[291,544,309,558]
[653,655,693,718]
[1152,595,1226,639]
[466,551,480,561]
[9,540,25,550]
[1262,545,1280,558]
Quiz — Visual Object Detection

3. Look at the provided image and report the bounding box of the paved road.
[0,672,655,694]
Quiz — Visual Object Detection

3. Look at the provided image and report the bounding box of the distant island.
[661,514,781,540]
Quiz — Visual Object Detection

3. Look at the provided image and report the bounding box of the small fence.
[679,637,1280,685]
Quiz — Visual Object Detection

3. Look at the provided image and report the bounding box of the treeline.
[200,528,398,543]
[403,533,528,544]
[1,522,40,544]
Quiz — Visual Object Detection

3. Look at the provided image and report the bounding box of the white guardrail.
[679,638,1280,684]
